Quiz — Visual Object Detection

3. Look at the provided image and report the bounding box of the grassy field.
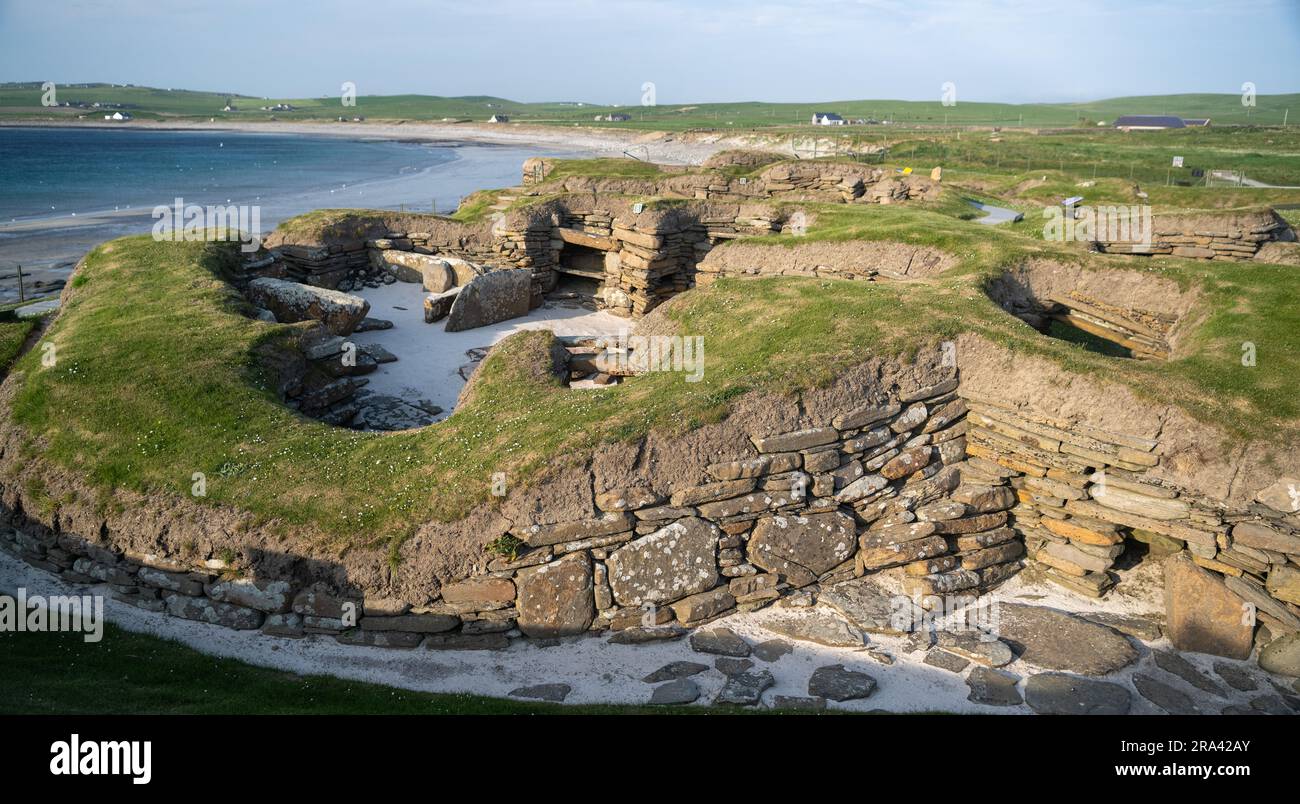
[4,162,1298,556]
[2,82,1297,130]
[1,622,768,715]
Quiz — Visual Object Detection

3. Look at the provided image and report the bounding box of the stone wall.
[1098,210,1293,261]
[959,391,1300,657]
[524,160,940,206]
[1,364,1035,647]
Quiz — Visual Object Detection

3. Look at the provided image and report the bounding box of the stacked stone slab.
[1097,210,1293,261]
[962,393,1300,657]
[276,242,371,288]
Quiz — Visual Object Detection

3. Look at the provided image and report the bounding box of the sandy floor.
[3,547,1284,714]
[349,282,630,417]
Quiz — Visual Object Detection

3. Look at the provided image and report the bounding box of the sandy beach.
[0,117,745,166]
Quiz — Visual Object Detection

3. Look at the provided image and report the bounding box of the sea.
[0,126,583,297]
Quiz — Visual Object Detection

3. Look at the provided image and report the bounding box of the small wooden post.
[16,264,24,303]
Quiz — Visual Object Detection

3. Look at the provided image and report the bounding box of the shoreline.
[0,117,741,165]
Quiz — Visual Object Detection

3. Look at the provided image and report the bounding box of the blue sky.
[1,0,1297,104]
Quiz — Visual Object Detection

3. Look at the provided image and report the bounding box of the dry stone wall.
[522,158,941,205]
[1098,210,1293,261]
[1,361,1036,647]
[959,390,1300,663]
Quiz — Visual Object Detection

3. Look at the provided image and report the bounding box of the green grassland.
[3,155,1297,557]
[2,82,1296,130]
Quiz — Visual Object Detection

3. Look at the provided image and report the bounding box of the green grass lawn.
[0,317,38,370]
[1,622,755,715]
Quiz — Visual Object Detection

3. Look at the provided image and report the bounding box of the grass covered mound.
[2,193,1297,550]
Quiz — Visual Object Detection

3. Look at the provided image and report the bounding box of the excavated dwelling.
[2,155,1299,694]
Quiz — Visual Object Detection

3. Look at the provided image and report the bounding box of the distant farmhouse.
[488,113,510,123]
[1114,115,1211,131]
[595,113,631,122]
[260,103,295,112]
[812,111,846,126]
[103,111,133,121]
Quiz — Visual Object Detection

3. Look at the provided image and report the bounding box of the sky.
[1,0,1298,104]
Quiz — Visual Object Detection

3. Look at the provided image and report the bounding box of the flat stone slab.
[818,575,914,634]
[690,627,751,657]
[606,517,720,607]
[747,510,857,586]
[996,603,1138,676]
[714,670,774,706]
[752,638,794,662]
[649,678,700,705]
[1024,672,1131,715]
[808,664,877,701]
[716,657,754,677]
[1164,554,1252,659]
[1249,695,1291,715]
[1213,661,1259,692]
[1152,650,1226,697]
[771,695,827,711]
[1133,673,1201,715]
[608,626,687,645]
[509,683,571,703]
[248,277,369,335]
[924,648,970,674]
[642,661,710,683]
[966,666,1023,707]
[445,269,531,332]
[1080,611,1163,642]
[761,611,866,647]
[935,631,1014,667]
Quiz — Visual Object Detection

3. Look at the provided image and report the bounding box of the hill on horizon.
[0,83,1295,128]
